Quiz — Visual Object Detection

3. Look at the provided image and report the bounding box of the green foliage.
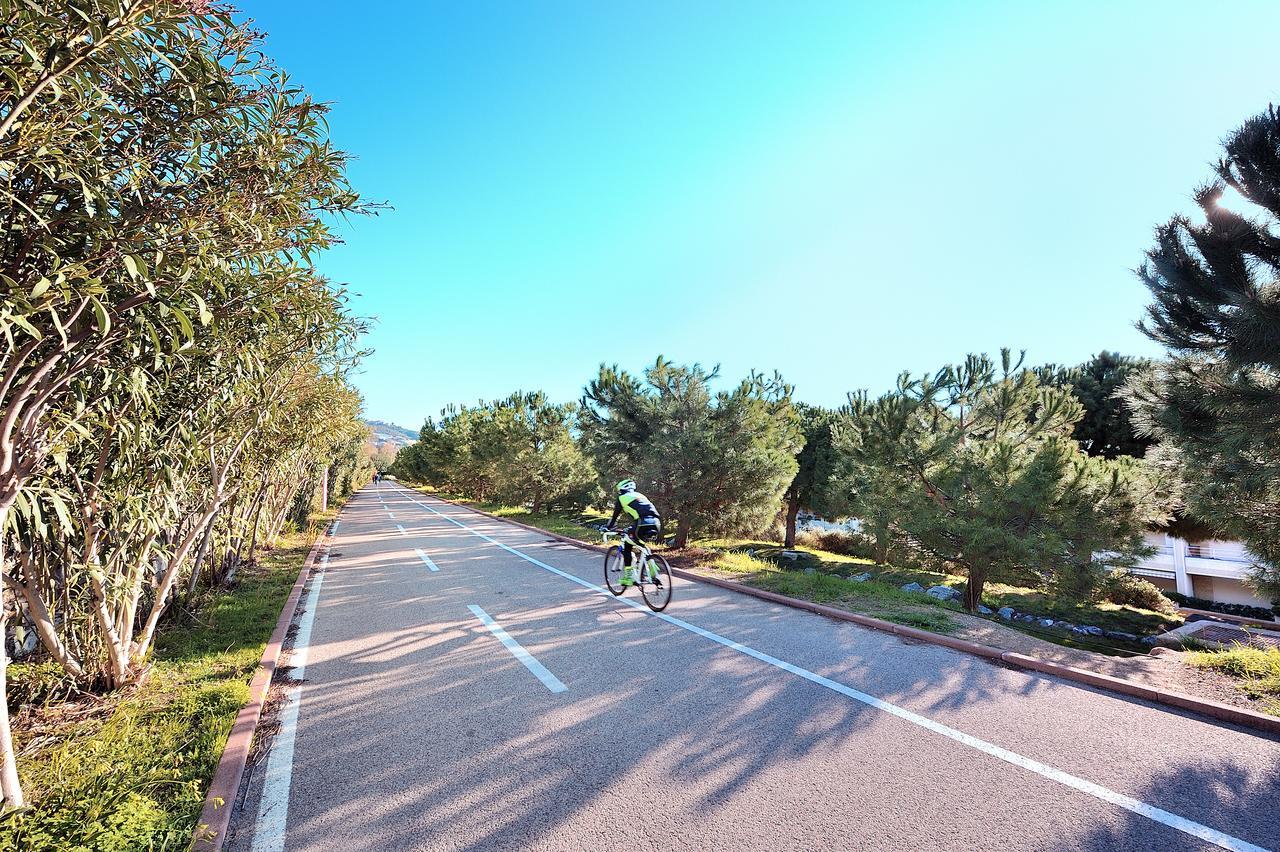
[0,529,312,849]
[841,350,1170,610]
[781,405,841,546]
[1188,646,1280,714]
[394,392,597,511]
[1098,571,1179,615]
[0,0,375,807]
[580,357,802,546]
[1126,105,1280,606]
[1034,351,1154,458]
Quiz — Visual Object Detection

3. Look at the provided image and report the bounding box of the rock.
[925,585,962,602]
[901,582,926,593]
[849,572,872,582]
[1105,631,1139,642]
[997,607,1016,620]
[978,605,993,615]
[1039,618,1056,628]
[1018,614,1037,623]
[1082,626,1105,636]
[1055,621,1075,631]
[1140,635,1162,645]
[803,566,817,575]
[780,550,802,561]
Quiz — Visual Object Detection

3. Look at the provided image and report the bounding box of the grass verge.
[0,513,333,852]
[1187,646,1280,715]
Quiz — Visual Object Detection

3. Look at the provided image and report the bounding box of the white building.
[1131,532,1272,609]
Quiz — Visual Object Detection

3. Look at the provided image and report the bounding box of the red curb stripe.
[420,489,1280,738]
[190,523,330,851]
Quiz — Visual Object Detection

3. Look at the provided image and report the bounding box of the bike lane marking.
[251,552,327,852]
[467,604,568,693]
[414,547,440,572]
[398,487,1267,852]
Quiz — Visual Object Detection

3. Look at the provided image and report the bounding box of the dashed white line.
[398,487,1267,852]
[468,604,567,693]
[414,547,439,572]
[396,524,407,536]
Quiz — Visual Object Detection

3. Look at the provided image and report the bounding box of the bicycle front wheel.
[639,554,673,611]
[604,545,626,595]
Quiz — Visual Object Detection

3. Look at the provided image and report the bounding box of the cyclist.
[605,478,662,586]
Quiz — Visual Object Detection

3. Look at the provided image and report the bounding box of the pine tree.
[1127,105,1280,604]
[1035,351,1154,458]
[580,358,801,546]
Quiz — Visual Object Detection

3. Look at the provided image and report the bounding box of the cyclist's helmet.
[616,478,637,494]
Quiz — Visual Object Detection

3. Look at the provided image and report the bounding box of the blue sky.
[248,1,1280,430]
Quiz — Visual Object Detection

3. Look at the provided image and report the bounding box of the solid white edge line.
[251,552,327,852]
[468,604,568,693]
[399,487,1269,852]
[415,547,439,572]
[328,521,340,536]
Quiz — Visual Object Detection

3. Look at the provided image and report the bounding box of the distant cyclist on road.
[605,478,662,586]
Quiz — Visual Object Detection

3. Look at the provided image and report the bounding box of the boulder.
[1082,626,1105,636]
[978,605,993,615]
[925,585,962,602]
[997,607,1016,620]
[803,566,817,575]
[1105,631,1139,642]
[1038,618,1056,628]
[780,551,802,561]
[901,582,926,594]
[849,572,873,582]
[1054,621,1075,631]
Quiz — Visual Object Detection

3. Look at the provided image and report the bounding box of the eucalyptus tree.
[0,1,368,807]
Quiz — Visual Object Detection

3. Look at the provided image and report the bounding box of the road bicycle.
[602,529,673,611]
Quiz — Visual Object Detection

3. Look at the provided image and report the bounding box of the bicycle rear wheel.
[639,554,673,611]
[604,545,626,595]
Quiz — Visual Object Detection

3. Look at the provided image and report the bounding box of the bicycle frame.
[603,530,654,579]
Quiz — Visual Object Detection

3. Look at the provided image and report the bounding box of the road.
[224,483,1280,852]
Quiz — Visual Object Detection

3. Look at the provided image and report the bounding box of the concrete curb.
[420,489,1280,738]
[190,519,332,851]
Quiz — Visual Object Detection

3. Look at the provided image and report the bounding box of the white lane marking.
[400,488,1268,852]
[252,552,328,852]
[396,524,407,536]
[414,548,439,572]
[328,520,340,536]
[468,604,568,693]
[386,510,395,519]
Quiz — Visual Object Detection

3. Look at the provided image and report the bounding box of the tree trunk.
[185,513,217,601]
[963,568,985,612]
[674,519,690,549]
[784,490,800,549]
[0,507,25,809]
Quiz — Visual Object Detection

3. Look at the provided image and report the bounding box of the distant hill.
[364,419,418,448]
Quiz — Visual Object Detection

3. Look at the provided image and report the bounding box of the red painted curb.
[418,488,1280,738]
[190,519,332,851]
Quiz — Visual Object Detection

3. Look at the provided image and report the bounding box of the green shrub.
[1188,646,1280,712]
[1162,591,1276,621]
[7,662,81,711]
[795,528,877,559]
[1099,571,1178,614]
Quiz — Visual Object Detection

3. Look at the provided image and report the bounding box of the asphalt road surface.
[224,483,1280,852]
